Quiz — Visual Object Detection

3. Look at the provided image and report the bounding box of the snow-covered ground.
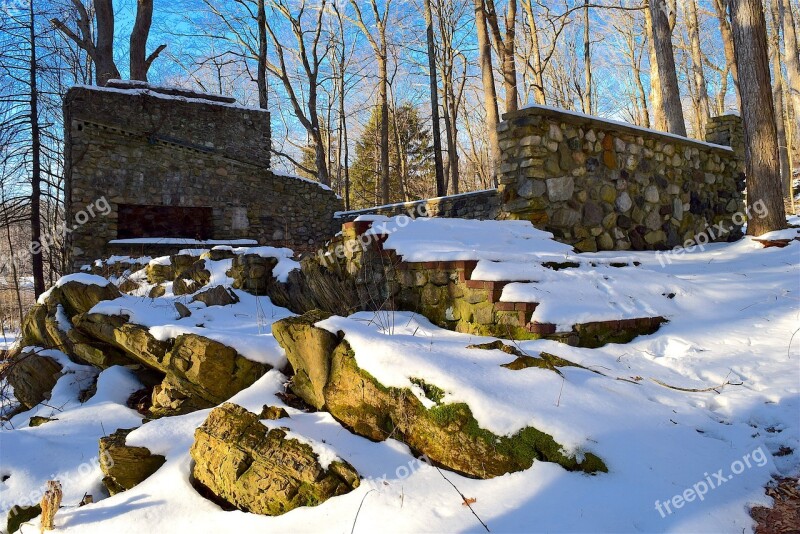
[0,331,16,352]
[1,220,798,533]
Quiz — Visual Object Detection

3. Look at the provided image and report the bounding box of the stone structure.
[496,105,745,251]
[337,189,501,222]
[64,81,342,271]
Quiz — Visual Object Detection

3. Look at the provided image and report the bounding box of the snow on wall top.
[502,103,734,152]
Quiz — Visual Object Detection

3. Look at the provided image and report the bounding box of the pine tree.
[349,104,434,209]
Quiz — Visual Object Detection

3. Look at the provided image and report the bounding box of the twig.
[789,327,800,359]
[434,466,490,532]
[350,489,376,534]
[649,377,742,393]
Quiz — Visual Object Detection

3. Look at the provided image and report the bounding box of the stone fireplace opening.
[117,204,214,240]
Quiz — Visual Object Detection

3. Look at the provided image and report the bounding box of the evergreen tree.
[349,103,434,209]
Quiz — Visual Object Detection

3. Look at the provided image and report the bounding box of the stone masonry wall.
[336,189,501,222]
[64,84,342,270]
[496,105,746,251]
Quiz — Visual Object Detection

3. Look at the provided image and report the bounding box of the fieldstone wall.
[496,106,746,251]
[336,189,501,222]
[64,83,342,271]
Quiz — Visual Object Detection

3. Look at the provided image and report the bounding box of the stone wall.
[64,83,342,270]
[336,189,501,222]
[496,105,745,251]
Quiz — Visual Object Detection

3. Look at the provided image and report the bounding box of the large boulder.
[19,279,130,369]
[190,403,360,515]
[273,311,606,479]
[99,428,166,495]
[173,261,211,296]
[3,349,63,409]
[75,314,270,416]
[271,310,339,410]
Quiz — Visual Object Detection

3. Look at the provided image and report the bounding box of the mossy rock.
[272,310,339,410]
[29,416,58,427]
[173,260,211,296]
[190,403,359,516]
[76,314,269,416]
[6,504,41,534]
[274,312,606,479]
[100,428,166,495]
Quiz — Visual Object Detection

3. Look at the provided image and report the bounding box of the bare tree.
[770,0,791,201]
[53,0,165,85]
[686,0,710,133]
[778,0,800,142]
[583,0,593,114]
[648,0,686,135]
[349,0,392,203]
[423,0,446,197]
[473,0,501,184]
[710,0,742,110]
[130,0,167,81]
[730,0,786,234]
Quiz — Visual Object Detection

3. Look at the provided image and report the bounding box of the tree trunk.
[257,0,269,109]
[778,0,800,144]
[648,0,686,135]
[130,0,153,81]
[503,0,518,113]
[711,0,742,109]
[29,3,44,297]
[770,0,791,197]
[95,0,120,85]
[730,0,786,234]
[424,0,446,197]
[687,0,710,133]
[473,0,501,185]
[378,52,390,203]
[644,6,666,130]
[583,0,592,115]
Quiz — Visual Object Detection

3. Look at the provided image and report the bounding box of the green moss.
[410,377,445,404]
[428,402,606,474]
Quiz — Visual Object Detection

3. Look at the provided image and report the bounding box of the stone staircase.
[337,220,665,347]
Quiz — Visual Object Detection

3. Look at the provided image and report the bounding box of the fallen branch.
[649,377,742,393]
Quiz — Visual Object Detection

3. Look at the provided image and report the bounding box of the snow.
[2,219,799,533]
[37,274,112,304]
[0,331,17,352]
[210,246,300,283]
[272,172,334,193]
[370,217,574,261]
[73,83,268,113]
[88,287,292,367]
[109,238,257,246]
[510,103,735,152]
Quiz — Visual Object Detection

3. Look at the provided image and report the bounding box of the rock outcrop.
[19,279,131,369]
[99,428,166,495]
[273,311,607,479]
[190,403,359,515]
[4,349,63,410]
[10,278,268,418]
[76,314,270,415]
